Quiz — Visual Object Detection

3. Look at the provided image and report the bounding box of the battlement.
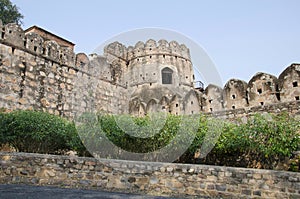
[102,39,195,90]
[0,22,75,67]
[103,39,191,63]
[203,63,300,112]
[1,21,300,118]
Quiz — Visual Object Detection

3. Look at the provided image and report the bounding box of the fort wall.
[1,22,300,118]
[0,22,129,117]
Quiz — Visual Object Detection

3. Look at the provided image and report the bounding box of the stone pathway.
[0,184,208,199]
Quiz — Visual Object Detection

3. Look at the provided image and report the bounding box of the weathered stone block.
[206,184,215,190]
[216,184,227,192]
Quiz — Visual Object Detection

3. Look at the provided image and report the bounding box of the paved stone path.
[0,184,198,199]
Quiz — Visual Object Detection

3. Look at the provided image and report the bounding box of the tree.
[0,0,23,25]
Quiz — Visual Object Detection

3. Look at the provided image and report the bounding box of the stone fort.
[1,22,300,118]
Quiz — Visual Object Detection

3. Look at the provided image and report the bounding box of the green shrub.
[0,110,85,154]
[1,109,299,170]
[218,113,299,158]
[98,113,181,153]
[76,112,199,160]
[76,111,299,166]
[193,112,300,169]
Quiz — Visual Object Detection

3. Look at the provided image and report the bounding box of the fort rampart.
[1,22,300,118]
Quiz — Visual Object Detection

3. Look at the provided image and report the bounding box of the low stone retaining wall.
[0,152,299,198]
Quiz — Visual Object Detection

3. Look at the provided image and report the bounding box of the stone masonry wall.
[1,21,300,118]
[0,23,128,117]
[0,152,299,199]
[206,100,300,121]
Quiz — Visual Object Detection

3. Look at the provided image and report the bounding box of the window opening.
[293,81,298,87]
[257,88,262,94]
[162,67,173,84]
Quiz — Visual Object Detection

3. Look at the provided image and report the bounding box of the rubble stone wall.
[0,152,299,199]
[0,23,128,117]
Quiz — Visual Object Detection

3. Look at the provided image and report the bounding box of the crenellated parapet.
[278,63,300,102]
[0,22,75,67]
[1,23,25,48]
[201,64,300,113]
[126,39,191,64]
[203,84,224,112]
[102,39,194,89]
[24,32,44,55]
[104,41,127,61]
[247,72,279,107]
[223,79,248,110]
[103,39,191,64]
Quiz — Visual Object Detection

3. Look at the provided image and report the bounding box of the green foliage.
[214,113,300,158]
[76,111,299,166]
[0,110,85,154]
[98,113,181,153]
[188,112,300,169]
[186,115,207,154]
[75,112,199,160]
[0,0,23,25]
[0,109,299,170]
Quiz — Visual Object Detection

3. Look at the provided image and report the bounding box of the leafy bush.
[190,112,300,169]
[1,109,299,170]
[100,113,181,153]
[76,111,299,167]
[75,113,183,157]
[0,110,86,155]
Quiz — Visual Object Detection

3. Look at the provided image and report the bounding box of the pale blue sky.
[11,0,300,86]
